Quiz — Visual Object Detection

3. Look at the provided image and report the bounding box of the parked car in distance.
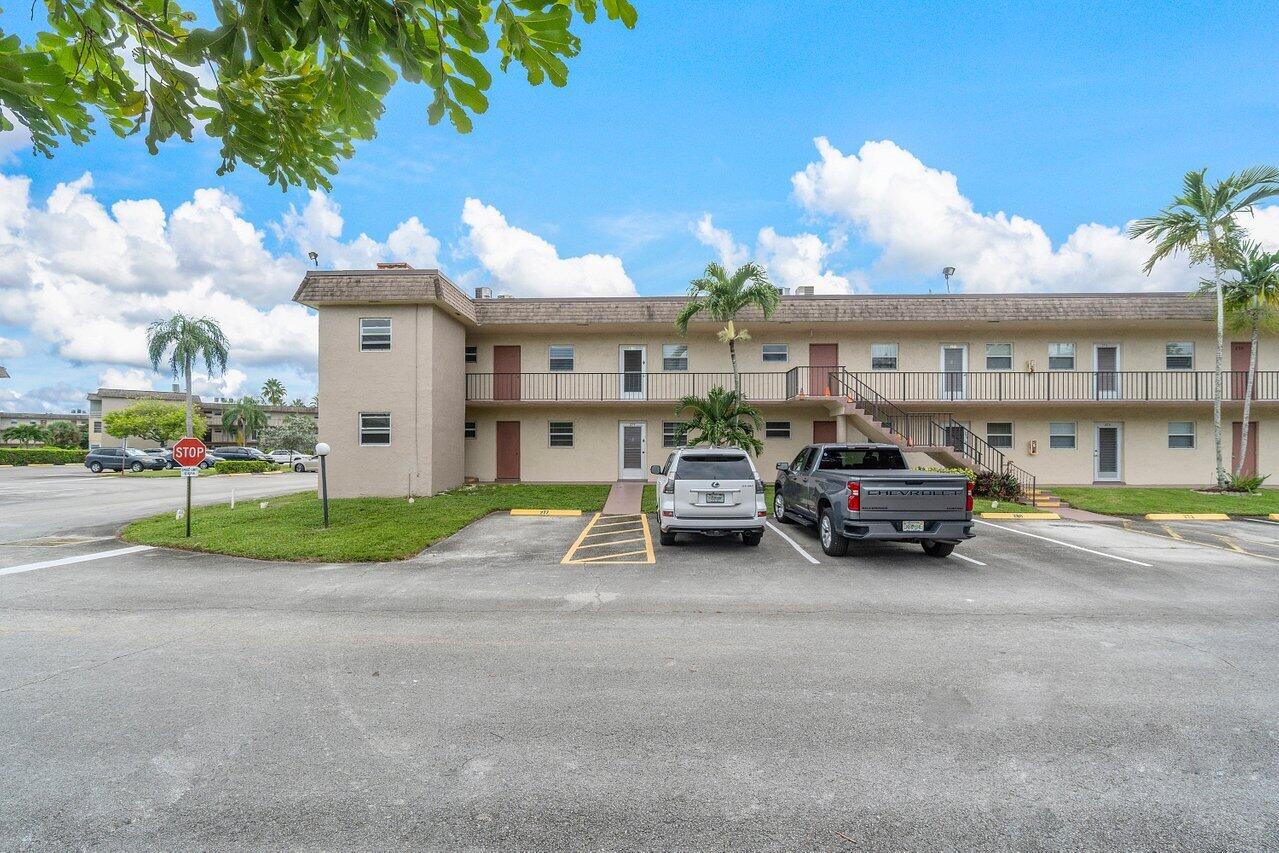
[774,443,974,558]
[289,455,320,473]
[159,449,222,469]
[650,447,767,547]
[210,446,271,463]
[84,447,168,473]
[266,449,299,464]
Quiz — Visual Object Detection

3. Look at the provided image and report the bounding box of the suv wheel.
[819,508,849,557]
[89,461,103,473]
[922,540,955,558]
[659,528,678,546]
[742,530,762,547]
[773,491,793,524]
[130,461,144,473]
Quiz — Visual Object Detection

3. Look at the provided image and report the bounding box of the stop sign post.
[173,436,206,538]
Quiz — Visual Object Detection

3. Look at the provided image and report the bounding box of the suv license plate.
[902,520,925,532]
[705,492,725,504]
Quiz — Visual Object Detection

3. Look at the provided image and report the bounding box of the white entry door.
[939,345,968,400]
[619,346,647,400]
[1094,422,1123,482]
[619,421,647,479]
[1094,344,1121,399]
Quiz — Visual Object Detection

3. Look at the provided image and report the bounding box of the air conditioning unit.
[774,286,790,296]
[1025,359,1036,373]
[474,287,492,299]
[497,293,513,299]
[796,285,816,296]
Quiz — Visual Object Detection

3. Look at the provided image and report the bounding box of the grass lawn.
[974,498,1043,514]
[122,483,616,562]
[1052,487,1279,517]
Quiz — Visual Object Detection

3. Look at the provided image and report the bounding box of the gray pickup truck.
[773,443,974,558]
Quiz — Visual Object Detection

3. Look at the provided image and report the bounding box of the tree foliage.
[675,386,765,456]
[103,399,207,445]
[2,423,48,445]
[260,377,286,406]
[259,413,316,453]
[45,420,85,448]
[146,312,229,437]
[221,395,267,444]
[675,261,779,395]
[4,0,637,189]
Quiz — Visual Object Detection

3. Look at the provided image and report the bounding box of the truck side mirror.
[776,462,789,471]
[649,464,663,475]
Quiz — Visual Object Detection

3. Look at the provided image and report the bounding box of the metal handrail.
[838,370,1277,403]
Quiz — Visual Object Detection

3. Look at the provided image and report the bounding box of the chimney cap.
[376,261,412,270]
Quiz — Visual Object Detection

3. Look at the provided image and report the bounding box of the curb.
[511,509,582,517]
[1144,513,1230,521]
[1269,514,1279,521]
[980,512,1061,520]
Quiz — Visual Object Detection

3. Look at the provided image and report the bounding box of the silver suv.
[650,448,767,547]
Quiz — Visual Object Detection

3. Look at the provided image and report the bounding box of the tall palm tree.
[1128,166,1279,485]
[1215,241,1279,475]
[146,314,231,438]
[261,378,286,406]
[675,261,780,395]
[221,397,268,446]
[675,386,765,456]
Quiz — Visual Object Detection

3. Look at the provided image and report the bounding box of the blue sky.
[2,0,1278,411]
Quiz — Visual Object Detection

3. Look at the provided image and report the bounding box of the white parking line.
[1241,517,1279,527]
[951,552,986,566]
[0,545,153,577]
[766,522,820,565]
[974,519,1153,567]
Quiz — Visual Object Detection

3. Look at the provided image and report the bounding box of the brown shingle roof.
[293,269,477,324]
[90,388,194,403]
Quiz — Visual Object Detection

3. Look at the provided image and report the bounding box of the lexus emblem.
[711,481,720,488]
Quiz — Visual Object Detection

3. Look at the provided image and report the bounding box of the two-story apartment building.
[0,410,88,443]
[295,267,1276,498]
[87,388,318,449]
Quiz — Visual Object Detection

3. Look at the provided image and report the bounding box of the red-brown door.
[494,346,521,401]
[496,421,520,481]
[808,343,839,396]
[1232,421,1258,479]
[812,420,837,443]
[1231,342,1253,400]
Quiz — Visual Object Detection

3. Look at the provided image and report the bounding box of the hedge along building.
[294,266,1277,499]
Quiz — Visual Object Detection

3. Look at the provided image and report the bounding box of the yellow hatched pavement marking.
[1211,533,1247,553]
[572,549,651,564]
[562,513,655,565]
[1159,524,1184,541]
[584,527,642,539]
[574,537,645,550]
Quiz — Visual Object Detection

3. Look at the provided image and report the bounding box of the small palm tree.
[1129,166,1279,485]
[675,261,780,395]
[2,424,48,445]
[675,386,765,456]
[221,397,268,446]
[261,378,286,406]
[289,397,306,407]
[146,314,231,438]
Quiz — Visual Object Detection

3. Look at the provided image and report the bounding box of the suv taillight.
[754,478,764,495]
[847,480,861,512]
[965,480,974,512]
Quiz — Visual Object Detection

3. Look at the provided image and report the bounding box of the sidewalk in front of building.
[602,481,645,515]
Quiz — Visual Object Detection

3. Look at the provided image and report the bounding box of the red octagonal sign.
[172,436,207,468]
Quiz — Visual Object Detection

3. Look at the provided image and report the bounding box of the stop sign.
[172,436,207,468]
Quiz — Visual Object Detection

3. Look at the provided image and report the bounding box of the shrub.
[212,460,277,474]
[0,447,88,465]
[1226,473,1270,493]
[973,471,1022,501]
[916,466,976,481]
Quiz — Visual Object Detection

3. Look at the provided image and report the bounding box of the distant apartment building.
[294,267,1276,498]
[0,410,89,444]
[87,388,318,449]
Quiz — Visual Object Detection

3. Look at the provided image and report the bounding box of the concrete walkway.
[601,480,645,515]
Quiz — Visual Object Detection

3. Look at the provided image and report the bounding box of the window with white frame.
[548,421,574,447]
[762,343,789,363]
[986,422,1013,449]
[1048,421,1076,449]
[985,342,1013,371]
[1165,342,1194,371]
[662,422,687,448]
[1168,421,1195,449]
[1048,342,1076,371]
[465,346,477,364]
[662,344,689,371]
[548,345,574,372]
[764,421,791,438]
[359,318,391,351]
[871,343,899,371]
[464,421,476,439]
[359,412,391,445]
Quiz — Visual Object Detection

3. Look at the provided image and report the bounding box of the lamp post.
[942,266,956,294]
[315,442,331,528]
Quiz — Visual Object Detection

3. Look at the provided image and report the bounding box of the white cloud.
[693,215,859,294]
[0,381,88,413]
[791,138,1208,293]
[277,191,442,271]
[461,198,636,297]
[0,335,22,357]
[1241,205,1279,250]
[99,367,160,390]
[692,214,749,269]
[192,368,247,398]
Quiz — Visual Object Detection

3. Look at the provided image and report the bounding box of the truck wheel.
[819,508,849,557]
[922,540,955,558]
[773,491,793,524]
[659,529,678,546]
[742,531,762,547]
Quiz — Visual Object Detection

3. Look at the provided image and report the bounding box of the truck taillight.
[965,480,974,512]
[846,480,861,512]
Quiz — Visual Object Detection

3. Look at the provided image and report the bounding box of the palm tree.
[675,386,765,456]
[261,378,286,406]
[146,314,231,439]
[2,424,48,445]
[675,261,780,395]
[1215,240,1279,476]
[289,397,306,408]
[1128,166,1279,485]
[221,397,268,446]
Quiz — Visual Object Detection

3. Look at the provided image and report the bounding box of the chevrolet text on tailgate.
[773,443,975,558]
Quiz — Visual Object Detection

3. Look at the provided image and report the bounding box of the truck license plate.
[902,520,925,532]
[705,492,725,504]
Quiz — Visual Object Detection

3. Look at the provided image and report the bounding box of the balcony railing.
[464,369,1279,403]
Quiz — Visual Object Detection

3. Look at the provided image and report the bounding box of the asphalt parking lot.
[2,484,1279,849]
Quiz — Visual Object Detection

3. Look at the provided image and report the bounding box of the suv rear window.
[674,454,755,480]
[816,447,908,471]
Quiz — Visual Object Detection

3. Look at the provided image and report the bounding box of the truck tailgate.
[856,476,968,519]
